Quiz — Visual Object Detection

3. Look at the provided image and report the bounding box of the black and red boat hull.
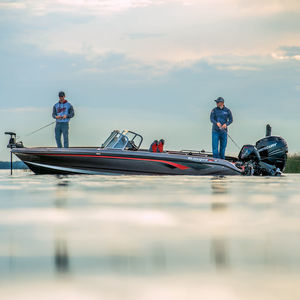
[12,147,242,175]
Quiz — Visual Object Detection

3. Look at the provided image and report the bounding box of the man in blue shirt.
[52,91,75,148]
[210,97,233,159]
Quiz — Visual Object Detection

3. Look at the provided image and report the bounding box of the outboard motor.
[238,144,261,176]
[255,135,288,171]
[238,125,288,176]
[238,144,261,163]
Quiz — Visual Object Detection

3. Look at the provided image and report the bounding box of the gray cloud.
[127,33,166,40]
[278,46,300,57]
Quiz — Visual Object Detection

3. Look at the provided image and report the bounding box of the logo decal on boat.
[187,157,215,162]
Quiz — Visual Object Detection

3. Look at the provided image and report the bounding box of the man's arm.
[226,109,233,126]
[210,109,217,124]
[52,105,57,119]
[68,105,74,119]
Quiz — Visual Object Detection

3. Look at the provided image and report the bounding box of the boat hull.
[12,147,242,176]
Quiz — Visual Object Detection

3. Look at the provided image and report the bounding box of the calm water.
[0,169,300,300]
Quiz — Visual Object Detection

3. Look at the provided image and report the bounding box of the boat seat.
[157,139,165,152]
[149,139,165,152]
[149,140,158,152]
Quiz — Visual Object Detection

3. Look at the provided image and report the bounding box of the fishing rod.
[221,124,273,151]
[219,127,240,150]
[17,121,56,140]
[226,132,240,150]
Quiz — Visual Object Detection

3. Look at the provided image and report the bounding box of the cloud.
[235,0,300,16]
[216,65,260,71]
[0,0,26,9]
[127,33,166,40]
[0,0,200,16]
[1,0,300,17]
[278,46,300,57]
[272,46,300,60]
[4,0,297,65]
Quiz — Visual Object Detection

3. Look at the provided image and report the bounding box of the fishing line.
[226,132,240,150]
[219,128,240,150]
[17,121,56,140]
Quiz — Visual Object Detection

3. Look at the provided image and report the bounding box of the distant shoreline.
[284,155,300,173]
[0,161,28,169]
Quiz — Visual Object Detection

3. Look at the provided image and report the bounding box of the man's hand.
[222,124,227,129]
[217,122,222,128]
[55,116,62,119]
[62,115,67,119]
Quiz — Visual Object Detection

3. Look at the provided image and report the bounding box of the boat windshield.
[101,130,143,150]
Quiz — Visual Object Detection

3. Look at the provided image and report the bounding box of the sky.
[0,0,300,160]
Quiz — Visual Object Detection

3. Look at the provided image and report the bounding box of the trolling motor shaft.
[4,132,15,175]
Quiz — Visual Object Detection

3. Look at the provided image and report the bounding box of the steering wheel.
[129,140,138,151]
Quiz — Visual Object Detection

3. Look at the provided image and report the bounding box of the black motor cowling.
[255,136,288,172]
[238,144,261,162]
[238,125,288,176]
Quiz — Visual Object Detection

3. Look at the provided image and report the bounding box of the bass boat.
[5,125,288,176]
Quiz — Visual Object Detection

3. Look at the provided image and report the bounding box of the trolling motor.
[5,132,16,149]
[4,132,24,175]
[238,125,288,176]
[5,132,24,149]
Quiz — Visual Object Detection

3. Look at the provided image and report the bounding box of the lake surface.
[0,169,300,300]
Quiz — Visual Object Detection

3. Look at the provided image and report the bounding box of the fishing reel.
[5,132,24,149]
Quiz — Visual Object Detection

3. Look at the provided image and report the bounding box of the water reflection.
[211,237,229,270]
[54,235,70,274]
[152,244,166,271]
[210,176,228,210]
[210,176,229,270]
[54,177,70,274]
[54,178,70,208]
[211,176,228,194]
[8,232,15,273]
[108,245,166,274]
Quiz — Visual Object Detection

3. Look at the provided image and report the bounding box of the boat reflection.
[54,235,70,274]
[54,177,70,208]
[210,176,229,270]
[210,176,228,210]
[53,178,70,274]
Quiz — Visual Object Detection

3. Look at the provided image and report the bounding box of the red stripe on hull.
[33,153,190,170]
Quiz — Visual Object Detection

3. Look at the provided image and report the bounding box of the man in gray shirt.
[52,91,75,148]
